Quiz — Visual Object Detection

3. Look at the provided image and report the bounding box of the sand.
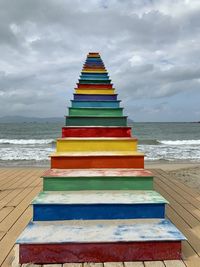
[146,161,200,192]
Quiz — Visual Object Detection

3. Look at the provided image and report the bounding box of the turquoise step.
[71,100,121,108]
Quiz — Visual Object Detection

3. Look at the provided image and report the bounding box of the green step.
[65,116,127,126]
[68,108,123,117]
[42,169,154,191]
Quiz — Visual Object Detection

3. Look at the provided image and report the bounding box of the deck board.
[0,168,200,266]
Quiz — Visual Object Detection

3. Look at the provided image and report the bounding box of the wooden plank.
[0,207,32,265]
[104,263,123,267]
[124,262,144,267]
[144,262,164,267]
[83,263,103,267]
[164,260,186,266]
[64,264,83,267]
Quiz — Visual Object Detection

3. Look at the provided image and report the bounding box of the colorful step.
[42,168,154,191]
[56,138,137,152]
[73,94,118,101]
[32,191,167,221]
[62,126,131,137]
[71,100,121,108]
[75,89,115,95]
[77,83,113,89]
[68,107,123,117]
[17,219,186,263]
[50,151,144,169]
[78,80,111,84]
[65,116,127,126]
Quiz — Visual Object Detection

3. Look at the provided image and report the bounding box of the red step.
[62,126,132,138]
[77,83,113,89]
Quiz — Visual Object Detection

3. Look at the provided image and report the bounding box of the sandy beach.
[146,161,200,192]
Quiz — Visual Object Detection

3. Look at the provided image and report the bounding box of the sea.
[0,122,200,167]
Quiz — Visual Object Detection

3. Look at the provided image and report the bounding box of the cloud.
[0,0,200,121]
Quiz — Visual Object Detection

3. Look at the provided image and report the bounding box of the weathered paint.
[33,191,167,205]
[73,94,118,101]
[78,79,111,84]
[65,116,127,126]
[77,83,113,89]
[56,138,138,152]
[43,176,153,191]
[33,203,165,220]
[82,70,108,73]
[61,126,131,137]
[80,74,109,79]
[82,69,107,72]
[42,168,153,178]
[19,241,182,263]
[71,100,120,108]
[17,219,186,244]
[68,107,123,117]
[75,89,115,95]
[50,154,144,169]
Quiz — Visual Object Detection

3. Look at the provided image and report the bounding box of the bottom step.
[17,219,186,263]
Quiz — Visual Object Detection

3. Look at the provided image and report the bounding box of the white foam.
[0,139,54,145]
[159,140,200,145]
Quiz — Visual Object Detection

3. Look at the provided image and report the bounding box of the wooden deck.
[0,168,200,267]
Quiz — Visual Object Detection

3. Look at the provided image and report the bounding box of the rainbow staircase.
[16,52,186,264]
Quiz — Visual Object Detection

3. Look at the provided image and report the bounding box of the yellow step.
[56,138,138,152]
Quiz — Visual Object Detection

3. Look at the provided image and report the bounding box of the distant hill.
[0,116,64,123]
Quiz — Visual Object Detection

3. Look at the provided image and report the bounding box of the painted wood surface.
[33,203,165,220]
[50,154,144,169]
[17,219,186,244]
[56,138,138,152]
[43,176,153,191]
[77,84,113,89]
[79,76,109,80]
[80,74,109,79]
[68,107,123,117]
[62,126,131,137]
[78,80,111,84]
[65,116,127,126]
[75,89,115,95]
[19,242,182,263]
[73,94,118,101]
[82,70,107,73]
[42,168,153,178]
[71,101,120,108]
[33,191,167,204]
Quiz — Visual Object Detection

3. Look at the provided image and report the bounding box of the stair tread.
[32,190,168,205]
[51,151,144,157]
[16,219,186,244]
[42,168,153,178]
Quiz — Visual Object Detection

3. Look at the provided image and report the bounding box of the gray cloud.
[0,0,200,121]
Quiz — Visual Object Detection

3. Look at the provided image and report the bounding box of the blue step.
[32,191,167,221]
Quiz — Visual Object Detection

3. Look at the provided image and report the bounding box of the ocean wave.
[159,140,200,145]
[0,139,55,145]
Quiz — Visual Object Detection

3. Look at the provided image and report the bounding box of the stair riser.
[75,89,115,95]
[68,108,123,117]
[33,204,165,221]
[65,116,127,126]
[77,84,112,89]
[56,139,137,152]
[19,241,181,263]
[80,74,109,78]
[80,76,109,80]
[79,80,111,84]
[43,177,154,191]
[74,94,117,101]
[71,101,120,108]
[62,126,131,137]
[51,155,144,169]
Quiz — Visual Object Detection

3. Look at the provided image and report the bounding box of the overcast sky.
[1,0,200,122]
